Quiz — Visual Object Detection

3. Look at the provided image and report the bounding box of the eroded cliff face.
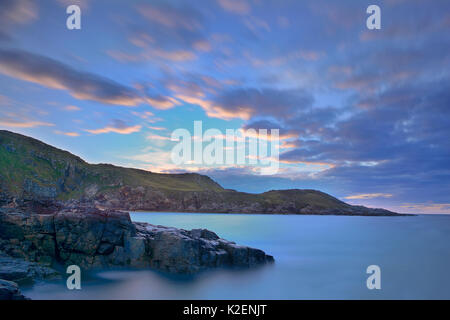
[0,206,274,274]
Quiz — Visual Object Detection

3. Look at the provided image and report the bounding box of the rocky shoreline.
[0,203,274,300]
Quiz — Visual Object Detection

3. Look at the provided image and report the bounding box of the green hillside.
[0,130,398,215]
[0,130,223,201]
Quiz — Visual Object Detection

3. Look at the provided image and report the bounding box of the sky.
[0,0,449,214]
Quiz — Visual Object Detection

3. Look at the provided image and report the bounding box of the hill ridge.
[0,130,399,216]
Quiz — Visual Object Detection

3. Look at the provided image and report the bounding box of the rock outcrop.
[0,206,274,274]
[0,279,29,300]
[0,253,60,282]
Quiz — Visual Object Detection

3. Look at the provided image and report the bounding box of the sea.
[22,212,450,299]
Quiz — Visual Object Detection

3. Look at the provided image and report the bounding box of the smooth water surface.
[23,213,450,299]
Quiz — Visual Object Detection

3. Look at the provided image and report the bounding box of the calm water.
[23,213,450,299]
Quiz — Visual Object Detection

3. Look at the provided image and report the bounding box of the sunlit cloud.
[278,159,335,169]
[131,111,162,123]
[176,94,252,120]
[145,95,180,110]
[0,0,38,27]
[0,48,141,106]
[146,133,171,141]
[398,203,450,214]
[345,193,394,200]
[148,126,166,131]
[147,49,196,62]
[193,40,212,52]
[56,0,89,10]
[217,0,250,15]
[138,3,202,30]
[0,120,54,128]
[63,105,81,111]
[54,130,80,137]
[108,49,196,63]
[86,120,141,135]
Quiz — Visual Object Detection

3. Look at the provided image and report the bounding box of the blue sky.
[0,0,449,213]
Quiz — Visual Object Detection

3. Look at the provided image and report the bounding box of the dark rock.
[0,279,29,300]
[0,206,274,274]
[0,253,60,282]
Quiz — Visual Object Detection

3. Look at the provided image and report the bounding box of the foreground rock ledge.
[0,279,29,300]
[0,206,274,274]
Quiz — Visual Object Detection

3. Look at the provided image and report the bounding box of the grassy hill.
[0,130,398,215]
[0,130,222,199]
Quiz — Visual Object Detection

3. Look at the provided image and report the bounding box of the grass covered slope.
[0,130,222,200]
[0,130,399,215]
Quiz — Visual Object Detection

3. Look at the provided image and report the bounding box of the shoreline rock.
[0,279,29,300]
[0,253,60,283]
[0,206,274,276]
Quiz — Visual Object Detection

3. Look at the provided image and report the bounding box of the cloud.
[110,2,204,64]
[217,0,250,15]
[176,94,251,120]
[145,95,180,110]
[0,120,54,128]
[164,72,222,98]
[345,193,393,200]
[193,40,212,52]
[0,0,38,42]
[146,133,171,141]
[63,105,81,112]
[86,120,141,135]
[146,49,196,62]
[131,111,162,124]
[0,48,141,106]
[54,130,80,137]
[244,16,271,34]
[139,2,203,30]
[147,126,165,131]
[398,203,450,214]
[243,120,298,140]
[56,0,89,10]
[176,87,314,120]
[0,94,55,129]
[0,0,38,27]
[109,1,206,64]
[212,88,313,120]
